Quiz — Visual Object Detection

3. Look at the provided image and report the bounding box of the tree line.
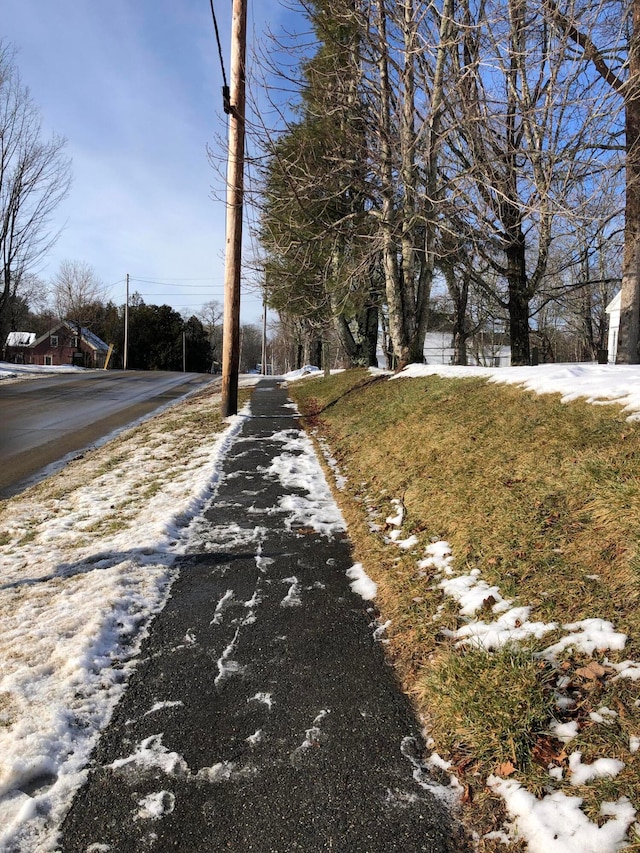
[255,0,634,367]
[7,262,263,373]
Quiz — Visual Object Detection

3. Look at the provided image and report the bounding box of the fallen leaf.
[495,761,516,777]
[613,697,627,718]
[532,736,567,767]
[576,661,607,680]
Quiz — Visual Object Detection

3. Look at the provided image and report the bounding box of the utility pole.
[221,0,247,416]
[124,273,129,370]
[261,297,267,375]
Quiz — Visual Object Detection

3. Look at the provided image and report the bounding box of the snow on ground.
[266,427,346,538]
[1,362,639,850]
[391,362,640,420]
[0,390,249,851]
[0,375,353,850]
[0,361,86,382]
[384,523,639,851]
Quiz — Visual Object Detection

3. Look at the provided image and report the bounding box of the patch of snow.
[346,564,378,600]
[248,692,272,709]
[144,701,184,717]
[417,541,454,574]
[136,790,175,820]
[488,775,636,853]
[610,660,640,681]
[542,620,627,660]
[395,534,419,550]
[281,577,302,607]
[108,734,188,776]
[214,628,244,686]
[444,606,557,650]
[266,429,346,538]
[568,752,625,786]
[373,620,392,642]
[283,365,322,380]
[400,737,461,805]
[550,721,579,744]
[211,589,235,626]
[438,573,512,617]
[245,730,263,746]
[386,499,404,527]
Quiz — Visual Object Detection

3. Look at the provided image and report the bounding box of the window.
[44,355,52,366]
[71,336,78,348]
[50,335,58,347]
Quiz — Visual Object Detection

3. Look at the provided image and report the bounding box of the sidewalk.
[59,380,467,853]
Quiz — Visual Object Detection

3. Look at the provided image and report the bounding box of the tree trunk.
[508,278,531,365]
[375,0,409,368]
[444,265,469,366]
[362,303,379,367]
[618,76,640,362]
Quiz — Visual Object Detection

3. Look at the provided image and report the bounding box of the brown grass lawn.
[288,369,640,850]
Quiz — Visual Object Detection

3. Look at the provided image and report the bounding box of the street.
[0,370,218,497]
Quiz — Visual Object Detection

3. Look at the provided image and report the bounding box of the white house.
[605,291,621,364]
[378,330,511,367]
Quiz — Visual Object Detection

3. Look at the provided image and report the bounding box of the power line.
[209,0,231,114]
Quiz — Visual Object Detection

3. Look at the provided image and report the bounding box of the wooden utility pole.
[221,0,247,416]
[261,297,267,375]
[123,272,129,370]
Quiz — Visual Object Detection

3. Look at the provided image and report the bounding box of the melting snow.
[488,776,636,853]
[346,564,378,600]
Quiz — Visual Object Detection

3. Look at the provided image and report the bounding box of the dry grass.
[290,370,640,848]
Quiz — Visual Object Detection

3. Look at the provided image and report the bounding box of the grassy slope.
[289,369,640,850]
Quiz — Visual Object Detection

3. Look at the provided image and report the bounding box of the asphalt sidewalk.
[59,380,467,853]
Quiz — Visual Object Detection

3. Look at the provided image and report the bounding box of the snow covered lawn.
[0,361,87,382]
[0,384,252,850]
[393,362,640,421]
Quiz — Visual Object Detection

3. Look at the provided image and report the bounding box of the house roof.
[32,321,109,352]
[5,331,36,347]
[79,327,110,353]
[606,291,621,314]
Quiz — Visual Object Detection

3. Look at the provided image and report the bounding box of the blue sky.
[3,0,304,326]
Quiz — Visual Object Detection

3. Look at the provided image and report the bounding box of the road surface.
[0,370,217,497]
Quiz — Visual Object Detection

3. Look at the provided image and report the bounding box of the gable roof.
[5,331,36,347]
[606,291,621,314]
[32,320,109,353]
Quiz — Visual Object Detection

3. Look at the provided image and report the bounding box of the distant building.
[3,332,36,364]
[378,330,511,368]
[3,321,109,368]
[605,291,621,364]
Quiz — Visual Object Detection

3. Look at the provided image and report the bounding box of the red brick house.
[3,321,109,368]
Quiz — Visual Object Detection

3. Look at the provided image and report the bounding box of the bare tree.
[540,0,635,361]
[0,43,72,341]
[197,299,224,371]
[51,260,105,362]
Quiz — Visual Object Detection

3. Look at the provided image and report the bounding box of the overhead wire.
[209,0,231,114]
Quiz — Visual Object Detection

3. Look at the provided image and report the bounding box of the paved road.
[0,370,217,497]
[59,380,467,853]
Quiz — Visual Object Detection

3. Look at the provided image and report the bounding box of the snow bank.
[0,395,246,850]
[391,363,640,420]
